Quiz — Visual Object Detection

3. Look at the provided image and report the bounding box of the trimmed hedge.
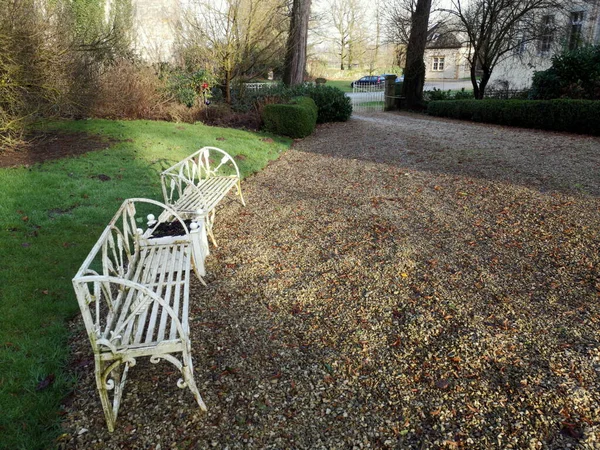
[427,99,600,135]
[262,96,317,138]
[235,84,352,123]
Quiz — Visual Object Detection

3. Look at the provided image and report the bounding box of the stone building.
[489,1,600,89]
[423,30,471,81]
[421,1,600,88]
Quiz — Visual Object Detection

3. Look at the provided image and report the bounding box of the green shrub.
[426,88,454,101]
[262,96,317,138]
[531,45,600,100]
[234,84,351,123]
[292,96,318,122]
[454,88,475,100]
[164,68,213,107]
[423,87,474,101]
[427,99,600,135]
[530,68,563,100]
[305,85,352,123]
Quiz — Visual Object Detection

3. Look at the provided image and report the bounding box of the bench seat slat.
[103,243,192,349]
[103,245,159,340]
[129,245,170,345]
[153,245,179,345]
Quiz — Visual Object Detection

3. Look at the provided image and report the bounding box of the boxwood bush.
[304,85,352,123]
[427,99,600,135]
[262,96,318,138]
[236,84,352,123]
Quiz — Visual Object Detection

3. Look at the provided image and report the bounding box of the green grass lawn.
[325,79,353,93]
[0,119,291,449]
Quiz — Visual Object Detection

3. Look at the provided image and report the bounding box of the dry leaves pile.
[61,113,600,449]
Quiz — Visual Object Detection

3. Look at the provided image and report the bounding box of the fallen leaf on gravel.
[436,379,450,390]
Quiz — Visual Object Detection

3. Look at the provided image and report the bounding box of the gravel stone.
[60,112,600,449]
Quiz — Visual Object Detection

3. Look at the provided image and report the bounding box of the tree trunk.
[401,0,432,110]
[470,64,480,99]
[477,69,490,99]
[283,0,312,86]
[348,41,353,69]
[224,70,232,104]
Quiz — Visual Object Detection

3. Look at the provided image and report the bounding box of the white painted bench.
[72,198,207,432]
[160,147,245,246]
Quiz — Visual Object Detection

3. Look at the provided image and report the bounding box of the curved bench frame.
[160,147,245,246]
[73,198,207,432]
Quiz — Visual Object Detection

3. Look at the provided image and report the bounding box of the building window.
[515,34,527,55]
[537,15,554,55]
[569,11,584,50]
[432,57,445,71]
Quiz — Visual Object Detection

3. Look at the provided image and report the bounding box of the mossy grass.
[0,119,291,449]
[326,79,353,93]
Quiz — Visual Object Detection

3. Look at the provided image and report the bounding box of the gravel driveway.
[62,112,600,449]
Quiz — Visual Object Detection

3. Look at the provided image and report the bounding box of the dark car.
[381,73,404,82]
[350,75,384,87]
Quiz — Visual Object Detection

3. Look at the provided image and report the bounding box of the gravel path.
[62,112,600,449]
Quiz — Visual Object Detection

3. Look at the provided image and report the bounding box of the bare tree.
[283,0,312,85]
[182,0,288,102]
[325,0,366,70]
[447,0,565,98]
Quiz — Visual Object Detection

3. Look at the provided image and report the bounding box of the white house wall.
[489,55,553,90]
[490,0,600,89]
[424,47,471,80]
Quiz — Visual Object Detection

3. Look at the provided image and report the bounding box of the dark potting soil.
[150,219,194,238]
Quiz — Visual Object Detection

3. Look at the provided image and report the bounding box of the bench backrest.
[161,147,241,206]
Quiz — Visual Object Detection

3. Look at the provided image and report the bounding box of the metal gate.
[349,84,385,114]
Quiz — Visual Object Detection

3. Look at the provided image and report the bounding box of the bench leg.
[237,180,246,207]
[205,210,218,247]
[150,351,207,412]
[95,356,133,432]
[190,225,208,286]
[182,344,207,411]
[182,363,208,412]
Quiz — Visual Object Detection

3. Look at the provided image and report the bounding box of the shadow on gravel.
[304,113,600,198]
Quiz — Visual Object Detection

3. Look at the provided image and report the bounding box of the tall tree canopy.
[182,0,288,101]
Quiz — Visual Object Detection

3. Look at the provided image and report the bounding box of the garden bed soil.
[0,131,118,168]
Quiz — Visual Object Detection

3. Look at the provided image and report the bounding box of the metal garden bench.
[72,198,208,432]
[160,147,245,246]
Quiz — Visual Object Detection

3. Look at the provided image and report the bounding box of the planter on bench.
[72,198,207,432]
[160,147,245,246]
